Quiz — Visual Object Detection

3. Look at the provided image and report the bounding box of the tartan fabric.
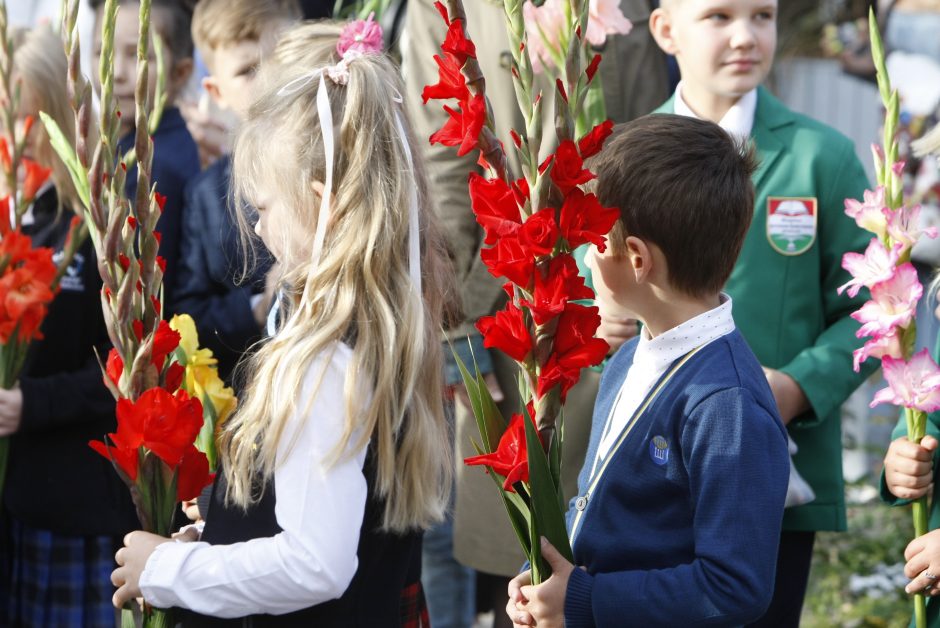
[4,518,119,628]
[400,581,430,628]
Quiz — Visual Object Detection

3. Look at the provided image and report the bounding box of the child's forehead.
[93,2,174,43]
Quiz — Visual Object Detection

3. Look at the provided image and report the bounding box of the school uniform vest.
[180,448,421,627]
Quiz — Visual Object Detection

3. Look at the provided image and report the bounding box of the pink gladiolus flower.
[586,0,633,46]
[838,239,901,297]
[524,0,632,73]
[523,0,565,74]
[844,187,888,239]
[886,204,939,253]
[337,12,384,57]
[871,349,940,412]
[853,330,903,372]
[851,262,922,338]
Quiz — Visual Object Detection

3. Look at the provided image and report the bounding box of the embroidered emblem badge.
[767,197,817,255]
[649,436,669,466]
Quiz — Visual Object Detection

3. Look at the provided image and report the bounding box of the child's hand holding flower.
[905,530,940,596]
[886,435,938,500]
[112,531,172,608]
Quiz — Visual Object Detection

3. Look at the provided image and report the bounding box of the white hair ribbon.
[310,72,334,275]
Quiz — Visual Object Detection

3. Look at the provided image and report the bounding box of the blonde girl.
[1,27,136,628]
[111,20,452,626]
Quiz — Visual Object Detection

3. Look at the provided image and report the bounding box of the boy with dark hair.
[506,114,790,627]
[90,0,201,307]
[647,1,873,623]
[171,0,300,380]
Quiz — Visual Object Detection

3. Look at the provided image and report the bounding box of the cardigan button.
[575,495,588,511]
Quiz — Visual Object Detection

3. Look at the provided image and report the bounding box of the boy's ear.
[649,8,679,56]
[625,236,653,284]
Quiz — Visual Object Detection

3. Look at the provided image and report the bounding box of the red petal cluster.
[425,2,486,157]
[537,304,609,401]
[464,406,538,492]
[22,159,52,203]
[105,320,183,392]
[477,302,532,362]
[89,387,213,501]
[0,230,58,343]
[521,256,594,326]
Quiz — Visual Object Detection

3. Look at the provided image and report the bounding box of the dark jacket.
[565,330,790,627]
[170,155,270,382]
[119,106,201,308]
[4,188,138,536]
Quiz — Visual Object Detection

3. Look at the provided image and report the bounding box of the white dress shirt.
[596,295,735,461]
[673,82,758,140]
[139,342,369,617]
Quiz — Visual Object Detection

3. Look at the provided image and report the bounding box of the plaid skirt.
[2,518,120,628]
[400,581,431,628]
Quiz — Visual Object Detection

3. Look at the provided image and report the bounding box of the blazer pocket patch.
[766,197,817,256]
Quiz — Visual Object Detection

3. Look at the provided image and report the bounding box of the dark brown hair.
[592,114,758,298]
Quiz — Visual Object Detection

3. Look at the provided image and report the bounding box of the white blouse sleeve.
[138,344,368,617]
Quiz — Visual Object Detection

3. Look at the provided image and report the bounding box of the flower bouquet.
[43,1,213,625]
[0,1,86,498]
[843,11,940,628]
[423,0,619,581]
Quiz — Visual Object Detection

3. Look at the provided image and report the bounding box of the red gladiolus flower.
[550,141,594,192]
[156,256,167,273]
[558,189,620,251]
[521,255,595,325]
[176,445,212,501]
[106,348,123,388]
[22,115,34,139]
[480,234,535,287]
[435,2,476,64]
[536,303,608,400]
[155,192,167,212]
[464,410,537,491]
[0,265,56,342]
[422,53,469,103]
[21,159,52,202]
[430,94,486,157]
[519,207,560,258]
[89,439,139,481]
[476,302,532,362]
[111,388,205,467]
[578,120,614,159]
[469,173,521,245]
[152,319,181,369]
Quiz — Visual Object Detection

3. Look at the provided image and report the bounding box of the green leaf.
[523,409,573,574]
[39,111,90,208]
[450,339,506,452]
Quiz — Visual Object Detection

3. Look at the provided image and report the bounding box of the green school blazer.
[655,87,872,532]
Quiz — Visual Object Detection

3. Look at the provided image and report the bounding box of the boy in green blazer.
[641,0,872,624]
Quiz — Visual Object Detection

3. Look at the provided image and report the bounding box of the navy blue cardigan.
[170,155,271,382]
[564,329,789,627]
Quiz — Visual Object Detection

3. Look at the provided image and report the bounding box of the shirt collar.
[633,293,735,370]
[673,83,757,139]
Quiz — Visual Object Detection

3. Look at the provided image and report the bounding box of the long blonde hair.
[219,22,452,532]
[13,26,82,211]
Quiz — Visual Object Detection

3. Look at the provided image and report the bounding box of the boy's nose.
[728,20,758,49]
